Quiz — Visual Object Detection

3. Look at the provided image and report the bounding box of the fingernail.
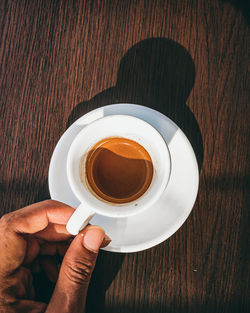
[103,234,112,242]
[83,227,105,252]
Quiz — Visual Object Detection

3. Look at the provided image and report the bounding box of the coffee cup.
[66,115,171,235]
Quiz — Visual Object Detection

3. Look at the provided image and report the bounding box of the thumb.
[46,226,109,313]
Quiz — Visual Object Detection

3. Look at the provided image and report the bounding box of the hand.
[0,200,111,313]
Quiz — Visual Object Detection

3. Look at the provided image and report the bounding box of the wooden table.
[0,1,249,312]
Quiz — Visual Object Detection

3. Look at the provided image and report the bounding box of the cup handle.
[66,203,95,235]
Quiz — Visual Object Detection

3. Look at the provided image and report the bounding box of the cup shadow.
[67,38,203,171]
[66,37,203,312]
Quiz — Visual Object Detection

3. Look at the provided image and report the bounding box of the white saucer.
[48,104,199,253]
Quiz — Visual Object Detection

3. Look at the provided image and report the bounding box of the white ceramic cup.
[66,115,171,235]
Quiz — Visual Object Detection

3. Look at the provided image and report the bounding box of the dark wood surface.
[0,1,249,312]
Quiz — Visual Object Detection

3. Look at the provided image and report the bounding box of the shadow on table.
[67,38,203,171]
[221,0,250,24]
[67,38,203,311]
[86,251,125,313]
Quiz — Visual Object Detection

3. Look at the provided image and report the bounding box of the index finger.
[3,200,75,234]
[0,200,75,275]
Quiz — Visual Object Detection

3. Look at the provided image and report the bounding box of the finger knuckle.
[64,256,95,286]
[38,199,52,208]
[0,212,14,228]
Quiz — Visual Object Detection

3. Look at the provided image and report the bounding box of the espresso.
[83,137,153,203]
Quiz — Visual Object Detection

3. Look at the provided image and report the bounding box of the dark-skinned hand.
[0,200,111,313]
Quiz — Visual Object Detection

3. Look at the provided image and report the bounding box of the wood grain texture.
[0,1,249,312]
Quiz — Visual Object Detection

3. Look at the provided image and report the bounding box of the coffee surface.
[85,137,153,203]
